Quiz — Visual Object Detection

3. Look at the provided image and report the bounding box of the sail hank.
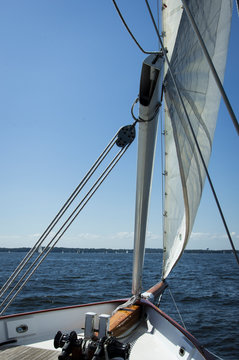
[132,54,164,296]
[162,0,233,279]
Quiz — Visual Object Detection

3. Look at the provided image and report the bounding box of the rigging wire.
[131,97,161,123]
[111,0,159,54]
[181,0,239,136]
[0,146,130,315]
[0,145,131,315]
[0,133,118,299]
[145,0,239,267]
[0,126,135,315]
[168,287,187,330]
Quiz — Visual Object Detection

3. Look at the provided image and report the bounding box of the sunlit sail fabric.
[162,0,183,65]
[162,0,233,279]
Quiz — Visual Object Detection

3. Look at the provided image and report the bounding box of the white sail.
[162,0,233,279]
[161,0,183,65]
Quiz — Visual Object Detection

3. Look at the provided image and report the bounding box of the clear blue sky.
[0,1,238,250]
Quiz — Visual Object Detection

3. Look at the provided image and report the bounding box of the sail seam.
[180,87,212,149]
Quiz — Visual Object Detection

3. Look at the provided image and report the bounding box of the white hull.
[0,299,215,359]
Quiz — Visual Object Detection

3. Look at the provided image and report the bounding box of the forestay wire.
[168,287,187,330]
[0,122,136,316]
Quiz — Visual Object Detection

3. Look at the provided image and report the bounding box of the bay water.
[0,251,238,359]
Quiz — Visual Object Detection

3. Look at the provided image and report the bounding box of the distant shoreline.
[0,247,236,254]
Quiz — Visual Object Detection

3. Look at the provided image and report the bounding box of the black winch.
[54,330,130,360]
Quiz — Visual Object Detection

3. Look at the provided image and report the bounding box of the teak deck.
[0,345,59,360]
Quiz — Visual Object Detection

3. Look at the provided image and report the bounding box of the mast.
[132,54,164,296]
